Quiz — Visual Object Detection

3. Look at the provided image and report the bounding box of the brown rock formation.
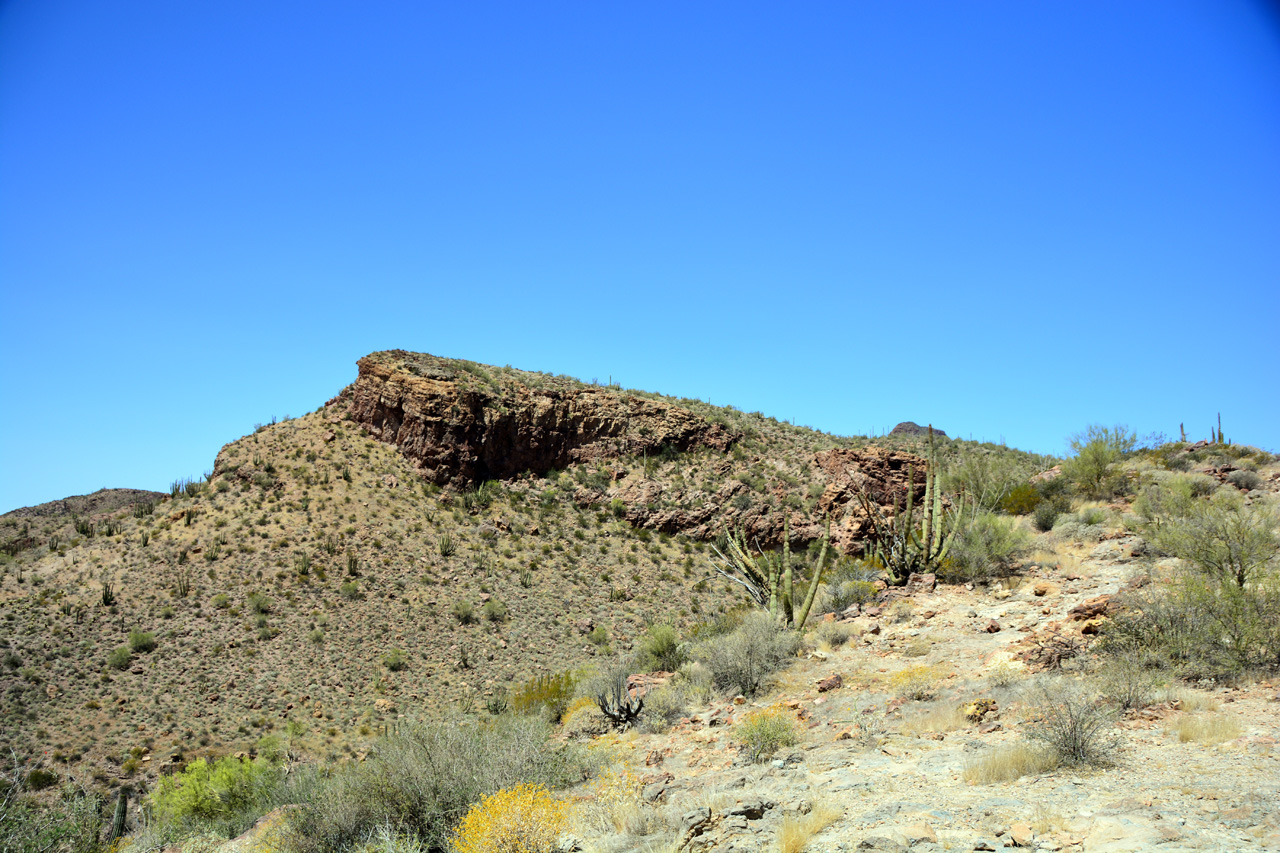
[346,351,736,486]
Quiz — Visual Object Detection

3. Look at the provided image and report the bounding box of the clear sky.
[2,1,1278,513]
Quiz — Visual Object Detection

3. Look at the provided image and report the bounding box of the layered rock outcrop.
[346,351,736,486]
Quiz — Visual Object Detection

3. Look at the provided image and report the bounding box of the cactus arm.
[793,518,831,631]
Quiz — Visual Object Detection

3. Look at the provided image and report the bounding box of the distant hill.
[3,487,166,519]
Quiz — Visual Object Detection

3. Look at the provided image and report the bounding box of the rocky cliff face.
[344,351,928,555]
[347,351,736,486]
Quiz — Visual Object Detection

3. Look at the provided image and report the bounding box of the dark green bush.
[636,623,685,672]
[1033,501,1062,533]
[999,483,1041,515]
[383,649,407,672]
[107,646,132,670]
[128,630,156,654]
[482,598,508,623]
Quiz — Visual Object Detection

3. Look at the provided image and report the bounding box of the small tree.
[1065,424,1136,498]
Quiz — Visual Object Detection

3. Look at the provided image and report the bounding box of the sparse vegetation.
[733,705,801,763]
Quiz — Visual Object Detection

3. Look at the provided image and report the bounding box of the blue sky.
[2,1,1278,512]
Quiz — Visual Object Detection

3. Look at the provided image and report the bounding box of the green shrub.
[1032,501,1062,533]
[510,670,579,722]
[1064,424,1137,498]
[999,483,1041,515]
[939,511,1032,582]
[1139,488,1279,589]
[0,780,102,852]
[691,611,799,697]
[288,716,588,853]
[339,582,360,601]
[151,753,285,837]
[733,706,801,763]
[942,451,1039,512]
[636,623,685,672]
[1101,567,1280,679]
[383,649,408,672]
[452,600,476,625]
[482,598,508,623]
[128,630,157,654]
[1226,470,1262,491]
[247,592,271,615]
[107,646,132,670]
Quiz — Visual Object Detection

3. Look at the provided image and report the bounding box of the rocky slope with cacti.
[0,351,1049,802]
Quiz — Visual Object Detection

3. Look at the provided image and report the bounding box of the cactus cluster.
[856,425,960,586]
[711,517,832,631]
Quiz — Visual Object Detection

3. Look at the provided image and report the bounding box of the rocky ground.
[559,536,1280,853]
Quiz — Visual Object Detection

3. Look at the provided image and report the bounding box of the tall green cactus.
[859,425,958,585]
[711,515,832,631]
[107,787,128,844]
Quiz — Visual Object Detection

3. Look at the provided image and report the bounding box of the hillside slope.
[0,351,1050,792]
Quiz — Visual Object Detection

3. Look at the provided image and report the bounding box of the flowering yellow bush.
[452,783,568,853]
[889,665,940,700]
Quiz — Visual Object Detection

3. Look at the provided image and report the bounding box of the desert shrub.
[691,611,799,697]
[0,779,103,853]
[1025,683,1121,767]
[1064,424,1137,498]
[821,579,878,615]
[733,706,801,763]
[509,670,578,722]
[942,451,1039,512]
[247,592,271,615]
[1052,515,1106,543]
[151,753,285,837]
[889,665,940,701]
[1095,653,1162,711]
[819,556,881,615]
[107,646,132,670]
[812,619,852,649]
[340,582,360,600]
[999,483,1041,515]
[1141,488,1279,589]
[451,600,476,625]
[940,512,1032,582]
[128,630,156,654]
[639,681,690,734]
[635,623,685,672]
[288,716,587,853]
[383,649,407,672]
[212,593,230,609]
[1032,501,1062,533]
[1226,469,1262,491]
[482,598,508,623]
[1101,569,1280,678]
[452,783,567,853]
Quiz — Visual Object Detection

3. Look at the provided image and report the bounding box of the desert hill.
[0,351,1046,788]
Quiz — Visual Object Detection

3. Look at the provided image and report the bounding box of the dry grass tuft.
[962,743,1058,784]
[1171,714,1241,745]
[899,702,967,736]
[775,801,842,853]
[1163,687,1220,713]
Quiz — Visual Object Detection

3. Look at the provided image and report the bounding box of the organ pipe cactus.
[857,424,959,585]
